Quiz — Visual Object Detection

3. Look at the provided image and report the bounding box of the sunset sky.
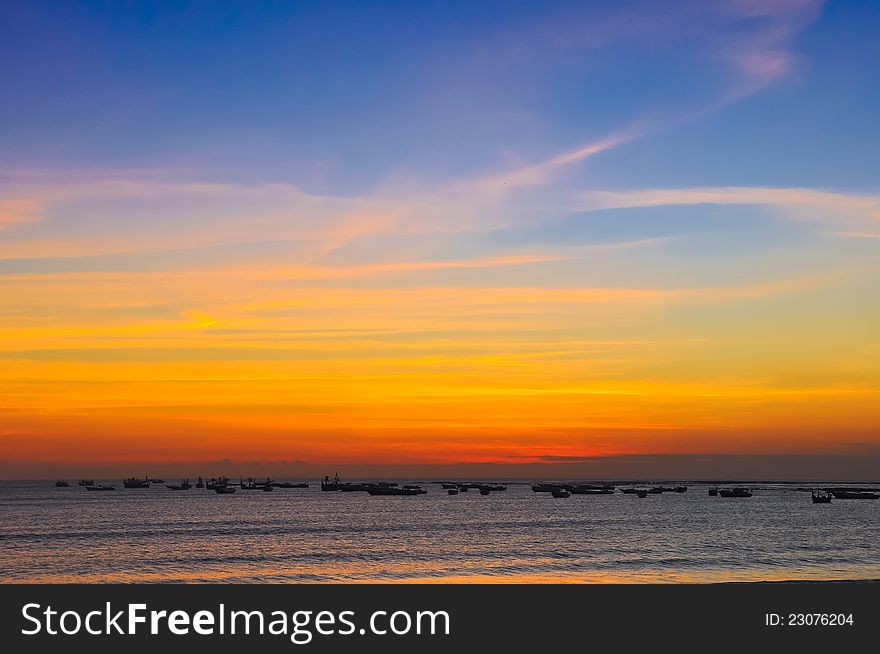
[1,0,879,478]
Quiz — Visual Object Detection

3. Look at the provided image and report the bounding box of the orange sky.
[2,0,879,478]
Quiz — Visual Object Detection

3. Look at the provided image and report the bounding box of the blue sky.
[2,0,877,192]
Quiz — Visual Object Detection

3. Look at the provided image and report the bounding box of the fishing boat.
[831,490,879,500]
[448,488,459,495]
[78,479,95,486]
[636,489,648,498]
[551,488,571,498]
[620,488,641,494]
[811,490,832,503]
[565,483,615,491]
[647,487,665,494]
[262,483,275,492]
[339,482,372,492]
[123,477,150,489]
[441,482,458,489]
[195,476,205,488]
[55,480,70,487]
[321,474,342,491]
[531,483,560,492]
[166,479,191,490]
[480,487,490,495]
[673,486,687,493]
[568,485,614,495]
[205,476,231,490]
[86,484,115,491]
[719,488,752,498]
[214,485,236,494]
[276,481,309,488]
[708,487,719,496]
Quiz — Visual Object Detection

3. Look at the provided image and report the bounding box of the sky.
[1,0,879,479]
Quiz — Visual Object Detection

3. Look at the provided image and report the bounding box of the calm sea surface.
[1,480,878,583]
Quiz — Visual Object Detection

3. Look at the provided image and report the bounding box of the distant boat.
[166,479,191,490]
[719,488,752,498]
[262,483,275,492]
[206,476,230,490]
[636,489,648,498]
[86,484,115,491]
[55,480,70,487]
[123,477,150,489]
[620,488,641,494]
[812,490,832,503]
[531,483,560,492]
[647,487,664,494]
[321,474,342,491]
[673,486,687,493]
[367,486,423,496]
[831,490,878,500]
[195,476,205,488]
[339,483,372,492]
[480,487,490,495]
[78,479,95,486]
[214,485,236,494]
[708,487,719,496]
[441,482,458,489]
[276,481,309,488]
[551,488,571,498]
[565,483,614,492]
[448,488,459,495]
[568,486,613,495]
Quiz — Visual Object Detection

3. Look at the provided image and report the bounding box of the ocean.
[1,480,878,583]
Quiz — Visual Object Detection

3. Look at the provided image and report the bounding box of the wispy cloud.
[576,186,880,225]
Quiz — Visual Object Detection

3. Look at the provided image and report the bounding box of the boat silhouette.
[719,488,752,498]
[55,480,70,487]
[811,490,832,503]
[77,479,95,486]
[86,484,115,491]
[708,487,719,496]
[551,488,571,498]
[214,485,236,494]
[166,479,191,490]
[367,486,425,496]
[568,486,613,495]
[830,489,878,500]
[123,477,150,489]
[321,474,342,491]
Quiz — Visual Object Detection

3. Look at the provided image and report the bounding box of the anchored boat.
[719,488,753,498]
